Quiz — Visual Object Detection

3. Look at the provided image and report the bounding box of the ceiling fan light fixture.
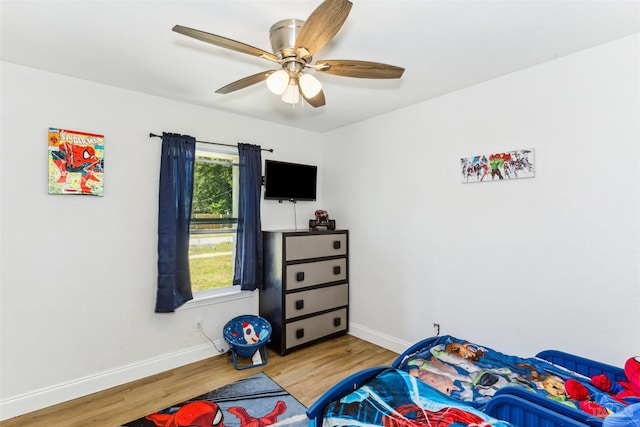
[299,73,322,98]
[281,80,300,104]
[173,0,404,109]
[266,70,290,95]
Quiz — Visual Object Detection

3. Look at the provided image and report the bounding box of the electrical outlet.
[194,321,203,332]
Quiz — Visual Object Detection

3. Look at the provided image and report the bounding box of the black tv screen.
[264,160,317,201]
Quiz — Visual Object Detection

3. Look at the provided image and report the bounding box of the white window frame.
[181,143,249,308]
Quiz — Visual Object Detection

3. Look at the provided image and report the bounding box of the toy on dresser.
[309,209,336,230]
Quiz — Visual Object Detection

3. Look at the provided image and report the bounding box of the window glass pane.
[189,147,238,291]
[189,232,234,292]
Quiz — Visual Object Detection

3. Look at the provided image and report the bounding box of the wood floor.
[1,335,398,427]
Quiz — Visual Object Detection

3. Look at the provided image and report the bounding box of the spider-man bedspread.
[396,336,629,419]
[322,368,513,427]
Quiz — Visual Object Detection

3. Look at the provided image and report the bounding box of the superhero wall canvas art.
[461,148,534,183]
[48,127,104,196]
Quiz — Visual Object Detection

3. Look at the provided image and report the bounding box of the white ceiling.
[2,0,638,133]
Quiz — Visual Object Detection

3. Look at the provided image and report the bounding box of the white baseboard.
[348,322,411,355]
[2,326,406,421]
[0,339,229,421]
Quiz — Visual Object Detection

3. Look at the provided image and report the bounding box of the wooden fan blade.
[315,60,405,79]
[294,0,352,60]
[215,70,274,94]
[301,87,326,108]
[173,25,279,62]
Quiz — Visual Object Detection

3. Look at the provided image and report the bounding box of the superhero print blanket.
[323,368,513,427]
[396,335,627,419]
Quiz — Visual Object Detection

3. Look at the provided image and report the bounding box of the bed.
[307,335,631,427]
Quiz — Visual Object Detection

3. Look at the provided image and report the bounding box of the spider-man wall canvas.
[48,127,104,196]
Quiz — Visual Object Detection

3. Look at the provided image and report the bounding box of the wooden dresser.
[260,229,349,354]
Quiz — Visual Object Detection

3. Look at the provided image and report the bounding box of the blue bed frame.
[307,366,387,427]
[517,349,626,427]
[307,336,625,427]
[535,349,625,383]
[306,366,591,427]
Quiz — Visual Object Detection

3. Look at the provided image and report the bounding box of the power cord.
[200,327,227,354]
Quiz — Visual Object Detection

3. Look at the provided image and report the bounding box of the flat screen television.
[264,160,317,201]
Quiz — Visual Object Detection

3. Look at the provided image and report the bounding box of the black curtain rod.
[149,132,273,153]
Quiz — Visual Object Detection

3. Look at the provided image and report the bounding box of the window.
[189,145,239,293]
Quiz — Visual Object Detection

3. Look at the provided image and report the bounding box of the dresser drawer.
[285,258,347,290]
[285,233,347,261]
[285,308,347,349]
[285,284,348,319]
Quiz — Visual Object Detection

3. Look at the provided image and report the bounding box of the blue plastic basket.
[223,315,271,369]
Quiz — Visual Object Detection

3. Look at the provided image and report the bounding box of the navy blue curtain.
[155,133,196,312]
[233,143,263,291]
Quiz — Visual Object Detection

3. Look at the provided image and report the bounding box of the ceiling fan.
[172,0,404,108]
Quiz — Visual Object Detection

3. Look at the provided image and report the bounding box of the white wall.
[324,35,640,366]
[1,33,638,420]
[0,62,324,418]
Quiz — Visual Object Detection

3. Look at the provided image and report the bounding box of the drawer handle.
[296,328,305,339]
[334,317,342,327]
[295,299,304,310]
[333,240,341,250]
[296,272,305,282]
[333,266,341,275]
